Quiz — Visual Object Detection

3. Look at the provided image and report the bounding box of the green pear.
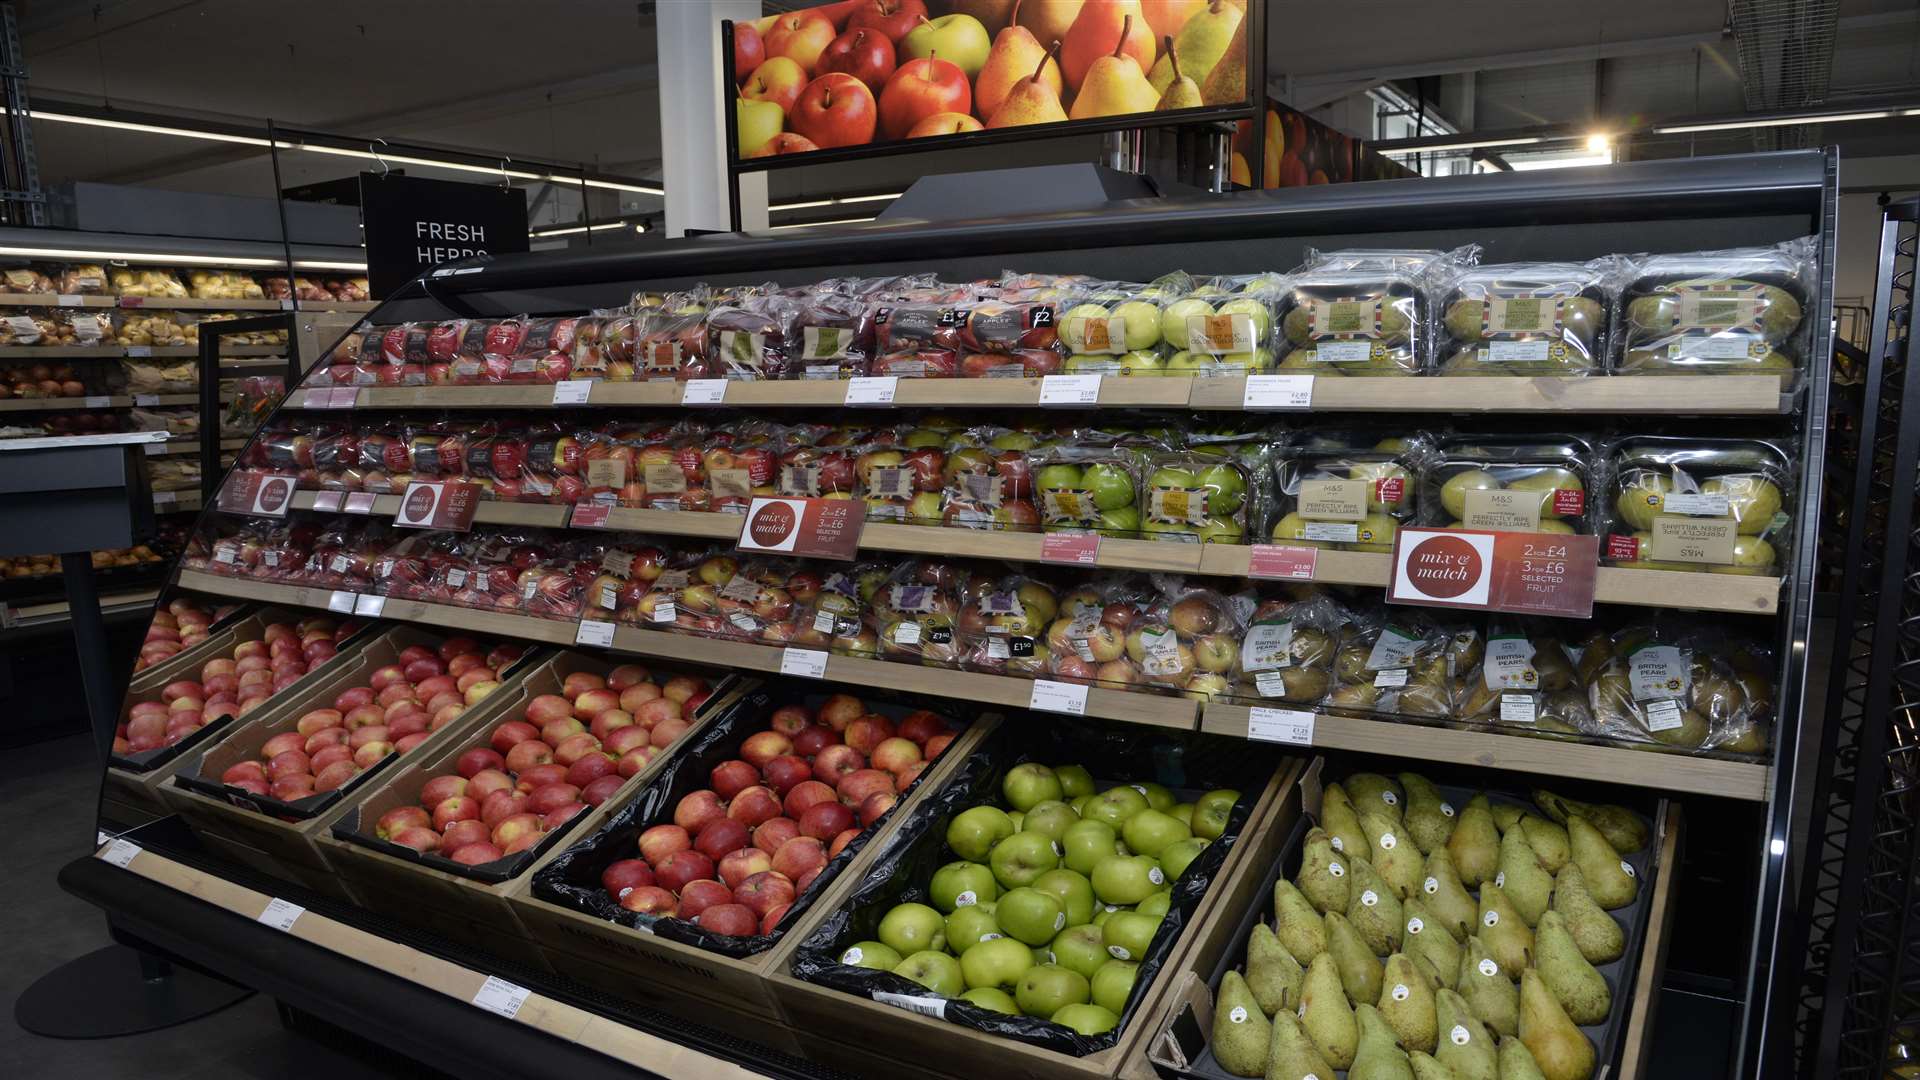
[1434,988,1498,1080]
[1533,912,1611,1025]
[1518,817,1570,874]
[1351,1002,1416,1080]
[985,42,1070,128]
[1551,864,1624,964]
[1300,952,1358,1069]
[1495,827,1553,927]
[1477,885,1535,978]
[1447,795,1501,888]
[1153,36,1204,111]
[1457,936,1519,1037]
[1400,773,1457,855]
[1147,0,1240,91]
[1531,790,1647,853]
[1497,1036,1548,1080]
[1298,827,1351,914]
[1405,897,1461,991]
[1213,969,1273,1077]
[1347,773,1404,819]
[1409,1050,1457,1079]
[1323,783,1371,861]
[1326,911,1383,1004]
[1362,809,1425,901]
[1518,970,1594,1080]
[1247,922,1304,1017]
[1566,816,1638,909]
[1421,851,1478,941]
[1490,804,1525,834]
[1379,952,1439,1053]
[1347,856,1405,956]
[1067,14,1160,120]
[1196,5,1246,105]
[1274,880,1328,965]
[1266,1008,1337,1080]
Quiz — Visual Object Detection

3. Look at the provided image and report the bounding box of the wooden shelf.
[152,490,202,513]
[0,295,371,313]
[0,395,119,412]
[1199,701,1771,801]
[0,345,285,360]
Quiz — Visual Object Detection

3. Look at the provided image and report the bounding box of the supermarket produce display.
[71,152,1835,1080]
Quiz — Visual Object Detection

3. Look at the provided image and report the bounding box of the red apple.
[768,705,813,735]
[481,790,530,828]
[525,782,583,816]
[846,0,928,43]
[390,826,441,853]
[503,739,554,774]
[695,816,753,862]
[924,732,954,759]
[733,20,765,82]
[728,786,784,827]
[829,827,861,857]
[525,694,574,727]
[540,717,586,745]
[448,842,505,866]
[762,755,813,796]
[490,813,542,849]
[897,710,944,745]
[618,684,662,713]
[649,718,690,748]
[878,56,968,140]
[457,749,505,781]
[789,72,877,149]
[859,790,897,826]
[754,816,802,855]
[490,720,539,756]
[602,858,656,900]
[844,715,897,755]
[674,790,727,835]
[783,780,840,819]
[639,824,693,867]
[743,55,809,114]
[376,805,431,839]
[567,753,617,788]
[740,731,794,770]
[764,10,836,71]
[813,744,865,782]
[799,800,856,841]
[573,689,620,719]
[515,763,569,795]
[443,818,493,852]
[719,847,774,890]
[552,732,604,767]
[838,768,896,807]
[819,695,864,731]
[543,803,587,830]
[581,773,624,806]
[432,796,481,830]
[561,671,607,699]
[710,759,760,801]
[656,850,717,895]
[617,746,658,777]
[736,869,798,919]
[814,27,895,92]
[772,836,827,882]
[620,886,676,916]
[791,725,837,757]
[698,901,760,937]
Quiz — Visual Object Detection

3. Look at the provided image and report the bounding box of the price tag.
[125,345,152,357]
[844,376,897,406]
[101,839,141,867]
[575,620,616,648]
[310,490,344,512]
[353,594,386,617]
[780,648,829,679]
[1248,544,1319,580]
[1500,695,1538,724]
[118,296,144,308]
[1247,706,1315,746]
[570,504,611,528]
[552,380,593,405]
[394,481,479,532]
[682,379,728,405]
[343,491,378,514]
[280,298,296,310]
[326,591,356,613]
[133,393,161,406]
[56,294,83,307]
[328,387,359,408]
[1242,374,1314,409]
[84,395,112,407]
[257,898,305,931]
[1039,374,1102,405]
[143,442,166,456]
[1029,679,1088,715]
[872,991,948,1019]
[471,976,531,1020]
[1040,531,1100,566]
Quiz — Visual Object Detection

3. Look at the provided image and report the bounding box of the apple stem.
[1113,15,1132,61]
[1165,36,1180,82]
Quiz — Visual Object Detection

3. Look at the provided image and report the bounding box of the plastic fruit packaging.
[701,424,780,515]
[870,297,963,379]
[938,429,1039,532]
[956,570,1058,678]
[1324,603,1457,719]
[817,565,883,658]
[1587,625,1769,753]
[855,437,934,525]
[1140,448,1257,545]
[786,279,878,380]
[1437,259,1613,376]
[1231,590,1342,704]
[1160,275,1282,376]
[775,433,859,500]
[1058,280,1177,376]
[870,560,965,669]
[1453,621,1584,733]
[635,430,710,512]
[1616,238,1814,377]
[705,291,799,380]
[0,264,54,294]
[709,557,808,643]
[1121,578,1245,699]
[1270,440,1424,551]
[634,291,711,380]
[956,295,1064,378]
[1421,436,1595,538]
[1029,437,1151,537]
[1041,575,1148,688]
[1278,248,1452,376]
[1602,437,1791,575]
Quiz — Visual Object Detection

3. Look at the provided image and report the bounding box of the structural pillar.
[656,0,768,235]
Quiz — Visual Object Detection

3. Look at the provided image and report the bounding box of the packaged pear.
[1278,247,1460,376]
[1233,591,1346,705]
[1158,274,1282,377]
[1438,259,1614,377]
[1454,621,1583,734]
[1616,238,1814,378]
[1420,436,1597,540]
[1271,438,1429,552]
[1587,623,1767,753]
[1602,436,1792,576]
[1325,605,1458,720]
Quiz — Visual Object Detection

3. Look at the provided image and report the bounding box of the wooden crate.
[761,750,1308,1080]
[314,653,746,957]
[506,695,996,1030]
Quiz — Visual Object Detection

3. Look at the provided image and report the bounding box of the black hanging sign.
[358,172,529,299]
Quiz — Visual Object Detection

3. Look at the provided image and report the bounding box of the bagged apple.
[633,291,712,380]
[702,420,782,514]
[1602,436,1792,576]
[1231,589,1342,705]
[1324,602,1459,719]
[1586,622,1769,753]
[1029,436,1152,537]
[1126,578,1247,699]
[785,278,880,380]
[707,556,806,643]
[1420,436,1597,538]
[0,263,54,294]
[1041,574,1151,688]
[1437,258,1616,376]
[1160,274,1283,377]
[1615,238,1814,378]
[1140,448,1258,545]
[704,291,799,380]
[775,434,859,499]
[955,293,1065,378]
[1269,438,1427,551]
[871,559,967,670]
[818,565,884,659]
[938,427,1040,532]
[1057,280,1179,375]
[1277,247,1459,376]
[957,570,1058,678]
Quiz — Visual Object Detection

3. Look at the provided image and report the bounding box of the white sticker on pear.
[1380,832,1398,850]
[1392,984,1410,1002]
[1621,860,1636,877]
[1361,889,1379,907]
[1407,917,1424,935]
[1382,791,1399,806]
[1109,945,1131,960]
[1330,836,1344,852]
[1229,1006,1249,1024]
[1479,958,1500,978]
[1423,877,1439,895]
[1484,910,1499,927]
[1495,871,1506,888]
[1149,867,1165,885]
[1451,1025,1471,1046]
[1329,862,1345,878]
[1441,802,1456,817]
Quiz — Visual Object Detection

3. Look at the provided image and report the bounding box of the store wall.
[1834,154,1920,308]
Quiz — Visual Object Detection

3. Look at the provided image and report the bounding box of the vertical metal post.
[267,121,299,313]
[59,549,116,763]
[577,168,592,247]
[657,1,764,236]
[0,1,44,226]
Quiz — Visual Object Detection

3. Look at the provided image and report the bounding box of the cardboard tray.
[128,605,373,694]
[764,724,1308,1080]
[1144,762,1681,1080]
[313,653,747,953]
[507,684,993,1029]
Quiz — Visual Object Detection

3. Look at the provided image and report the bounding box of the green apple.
[1116,349,1165,373]
[1190,789,1239,840]
[1091,959,1139,1014]
[1069,794,1094,817]
[1059,304,1113,353]
[1031,867,1096,926]
[1035,463,1084,492]
[1054,764,1097,799]
[1113,300,1163,349]
[1015,964,1091,1020]
[960,934,1035,991]
[1168,803,1195,828]
[946,904,1002,955]
[838,940,901,970]
[1053,1003,1119,1035]
[1215,297,1273,342]
[1136,890,1173,920]
[1132,782,1176,811]
[1196,517,1246,545]
[902,428,945,449]
[1080,466,1134,512]
[1006,810,1024,833]
[989,430,1037,452]
[900,14,991,77]
[1102,911,1158,962]
[947,805,1015,861]
[959,986,1020,1014]
[1166,350,1202,372]
[930,860,999,913]
[1195,464,1245,515]
[1095,505,1142,538]
[1049,924,1109,979]
[989,831,1059,889]
[1091,854,1166,906]
[1002,763,1064,811]
[995,886,1067,946]
[1085,786,1151,827]
[1022,800,1079,842]
[735,98,783,159]
[894,950,964,997]
[878,902,947,956]
[1120,808,1192,859]
[1062,819,1120,876]
[1145,467,1197,492]
[1160,297,1215,349]
[1158,837,1209,881]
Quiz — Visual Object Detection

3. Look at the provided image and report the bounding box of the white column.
[656,0,768,235]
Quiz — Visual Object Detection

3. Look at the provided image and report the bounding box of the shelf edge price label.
[551,380,593,405]
[471,976,531,1020]
[844,376,898,406]
[84,395,112,407]
[575,619,616,648]
[780,647,829,679]
[326,590,357,614]
[1039,374,1101,406]
[1246,706,1315,746]
[328,387,359,408]
[133,393,161,406]
[215,473,295,518]
[1029,679,1088,715]
[393,481,479,532]
[570,503,612,529]
[101,839,141,867]
[1386,527,1598,620]
[1040,531,1100,566]
[56,294,82,307]
[310,490,344,512]
[682,379,728,405]
[125,345,152,357]
[257,898,305,931]
[1247,544,1318,581]
[342,491,378,514]
[353,594,386,617]
[1242,374,1314,410]
[737,496,862,561]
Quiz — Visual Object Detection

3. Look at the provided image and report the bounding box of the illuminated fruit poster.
[1232,100,1418,189]
[730,1,1253,162]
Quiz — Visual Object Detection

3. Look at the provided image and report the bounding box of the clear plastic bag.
[1453,621,1584,734]
[1616,238,1815,378]
[1161,274,1282,376]
[706,291,800,380]
[1586,622,1768,753]
[1140,447,1258,545]
[1231,589,1343,704]
[1324,603,1455,719]
[954,296,1066,378]
[1437,259,1614,377]
[956,570,1058,678]
[870,560,966,669]
[1029,437,1153,536]
[1602,437,1792,576]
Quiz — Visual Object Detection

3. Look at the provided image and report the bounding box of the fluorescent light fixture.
[1657,110,1894,133]
[292,260,368,271]
[0,245,363,271]
[1905,108,1920,117]
[549,174,664,195]
[771,198,836,211]
[768,216,878,230]
[29,110,273,147]
[769,192,900,211]
[530,222,631,237]
[836,193,900,204]
[1585,133,1611,152]
[1508,152,1614,171]
[297,143,545,179]
[1391,136,1543,154]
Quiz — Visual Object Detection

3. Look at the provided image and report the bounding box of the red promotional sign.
[570,503,612,529]
[1387,527,1598,619]
[1040,531,1100,566]
[394,481,479,532]
[215,472,294,518]
[736,496,861,561]
[1247,543,1319,581]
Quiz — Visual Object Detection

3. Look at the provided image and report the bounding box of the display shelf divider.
[894,378,1041,407]
[1617,807,1686,1080]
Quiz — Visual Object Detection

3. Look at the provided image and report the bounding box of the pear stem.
[1112,14,1132,61]
[1165,36,1181,83]
[1030,40,1057,84]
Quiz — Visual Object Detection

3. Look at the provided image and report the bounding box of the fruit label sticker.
[1674,333,1762,360]
[1374,668,1410,688]
[1367,625,1423,670]
[1247,705,1313,746]
[1244,621,1294,672]
[1486,339,1553,362]
[1041,530,1101,565]
[472,976,531,1019]
[891,621,921,646]
[551,380,593,405]
[1628,644,1691,702]
[718,575,764,604]
[1648,515,1735,564]
[1148,487,1209,526]
[216,473,296,518]
[778,462,821,498]
[800,326,851,361]
[1645,699,1686,732]
[1484,636,1538,690]
[844,376,897,406]
[1139,629,1184,676]
[681,379,727,405]
[1310,299,1386,339]
[710,468,753,499]
[1039,374,1102,405]
[1070,314,1127,354]
[642,463,687,494]
[1040,489,1097,526]
[641,340,680,372]
[394,481,479,532]
[1675,285,1768,332]
[1298,480,1367,522]
[979,591,1021,617]
[1188,312,1256,354]
[1662,491,1732,517]
[737,496,862,561]
[1484,297,1561,335]
[865,466,913,500]
[717,330,764,370]
[1313,341,1374,362]
[1248,544,1319,580]
[872,991,947,1020]
[1242,374,1314,409]
[257,898,305,931]
[957,472,1002,507]
[1500,693,1537,723]
[585,458,627,489]
[1463,489,1542,531]
[1228,1006,1249,1024]
[574,620,615,648]
[1029,679,1088,715]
